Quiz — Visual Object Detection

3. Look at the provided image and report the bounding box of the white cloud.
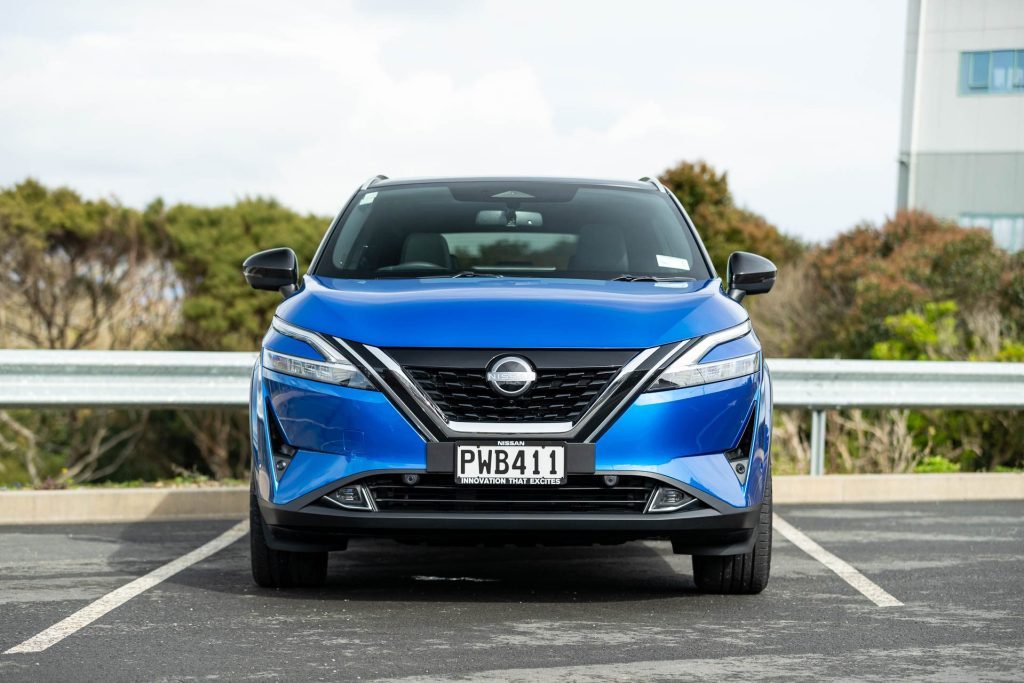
[0,0,906,240]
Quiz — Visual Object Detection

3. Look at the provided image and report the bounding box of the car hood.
[276,275,749,349]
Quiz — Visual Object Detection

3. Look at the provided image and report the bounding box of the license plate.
[456,443,565,485]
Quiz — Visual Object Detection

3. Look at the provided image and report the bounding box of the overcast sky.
[0,0,907,242]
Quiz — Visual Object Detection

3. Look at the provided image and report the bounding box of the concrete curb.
[0,473,1021,524]
[773,472,1024,504]
[0,487,247,525]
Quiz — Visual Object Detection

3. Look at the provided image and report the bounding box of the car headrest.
[400,233,453,269]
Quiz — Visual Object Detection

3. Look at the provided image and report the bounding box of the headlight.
[264,318,376,390]
[648,352,760,392]
[262,349,374,389]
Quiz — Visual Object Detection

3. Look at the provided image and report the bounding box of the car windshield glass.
[314,181,711,280]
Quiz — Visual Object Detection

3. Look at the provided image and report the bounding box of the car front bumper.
[258,494,763,556]
[249,340,773,555]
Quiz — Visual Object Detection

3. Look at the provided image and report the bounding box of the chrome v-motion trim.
[579,319,751,442]
[271,317,752,443]
[363,343,662,438]
[271,317,346,362]
[362,345,452,428]
[272,317,441,442]
[671,320,752,367]
[449,420,573,434]
[577,339,691,442]
[330,337,442,442]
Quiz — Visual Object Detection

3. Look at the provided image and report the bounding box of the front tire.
[692,470,772,594]
[250,493,327,588]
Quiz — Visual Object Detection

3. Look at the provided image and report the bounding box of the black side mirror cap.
[243,248,299,296]
[726,251,776,302]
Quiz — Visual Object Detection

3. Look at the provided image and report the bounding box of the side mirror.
[243,248,298,296]
[726,251,776,302]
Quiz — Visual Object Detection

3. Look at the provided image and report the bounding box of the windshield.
[313,181,712,280]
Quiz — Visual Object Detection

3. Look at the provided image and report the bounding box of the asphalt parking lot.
[0,500,1021,681]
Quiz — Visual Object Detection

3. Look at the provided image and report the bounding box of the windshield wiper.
[421,271,504,279]
[611,274,696,282]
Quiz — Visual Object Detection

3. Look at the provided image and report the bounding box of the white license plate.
[456,443,565,485]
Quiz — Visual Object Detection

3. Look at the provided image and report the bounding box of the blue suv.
[244,176,776,592]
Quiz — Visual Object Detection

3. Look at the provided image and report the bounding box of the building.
[897,0,1024,251]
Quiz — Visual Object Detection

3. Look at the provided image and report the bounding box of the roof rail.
[638,176,668,193]
[360,174,389,190]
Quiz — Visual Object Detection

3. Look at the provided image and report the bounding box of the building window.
[959,50,1024,94]
[959,214,1024,252]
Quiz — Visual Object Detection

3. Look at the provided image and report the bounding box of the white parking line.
[4,520,248,655]
[773,513,902,607]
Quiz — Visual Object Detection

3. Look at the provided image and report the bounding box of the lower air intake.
[361,474,660,514]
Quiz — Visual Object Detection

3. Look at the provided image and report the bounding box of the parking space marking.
[3,520,248,655]
[375,642,1022,682]
[773,513,902,607]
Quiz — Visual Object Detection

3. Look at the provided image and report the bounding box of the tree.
[870,301,962,361]
[658,161,806,356]
[0,179,178,350]
[861,298,1024,471]
[0,179,177,484]
[659,161,804,275]
[808,210,1010,358]
[152,197,327,351]
[144,197,329,478]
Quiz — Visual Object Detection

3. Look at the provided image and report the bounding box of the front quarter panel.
[596,361,770,509]
[261,370,426,505]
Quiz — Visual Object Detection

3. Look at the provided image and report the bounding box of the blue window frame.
[959,214,1024,253]
[959,50,1024,95]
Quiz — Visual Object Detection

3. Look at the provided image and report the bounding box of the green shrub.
[913,456,961,474]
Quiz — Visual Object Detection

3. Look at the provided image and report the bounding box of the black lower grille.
[405,367,618,423]
[363,474,656,514]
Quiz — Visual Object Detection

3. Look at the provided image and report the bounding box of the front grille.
[405,367,618,423]
[363,474,656,514]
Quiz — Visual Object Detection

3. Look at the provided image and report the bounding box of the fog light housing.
[324,484,375,511]
[729,457,749,486]
[267,414,296,481]
[647,486,695,513]
[272,454,293,479]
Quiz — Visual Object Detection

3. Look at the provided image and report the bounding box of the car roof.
[364,175,661,192]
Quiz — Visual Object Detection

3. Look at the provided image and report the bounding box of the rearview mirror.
[726,251,776,302]
[243,248,298,296]
[475,209,544,227]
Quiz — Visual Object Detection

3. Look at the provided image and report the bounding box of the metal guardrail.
[1,351,1022,475]
[0,350,257,410]
[769,359,1024,475]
